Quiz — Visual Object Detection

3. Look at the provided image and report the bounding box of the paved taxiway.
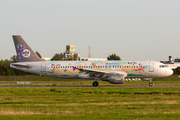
[1,86,180,88]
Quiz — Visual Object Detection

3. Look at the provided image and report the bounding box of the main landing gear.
[92,78,99,87]
[93,81,99,87]
[149,78,154,86]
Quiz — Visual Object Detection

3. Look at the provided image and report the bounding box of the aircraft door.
[149,62,154,72]
[41,63,46,72]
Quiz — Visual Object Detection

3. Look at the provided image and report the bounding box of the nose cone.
[166,69,173,77]
[169,69,173,76]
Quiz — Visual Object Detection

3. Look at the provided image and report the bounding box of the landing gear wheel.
[149,78,154,86]
[93,82,99,87]
[149,82,154,86]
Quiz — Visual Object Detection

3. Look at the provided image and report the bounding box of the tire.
[93,82,99,87]
[149,83,153,86]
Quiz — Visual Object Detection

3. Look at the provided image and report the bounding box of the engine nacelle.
[109,75,124,84]
[102,74,124,84]
[78,74,91,79]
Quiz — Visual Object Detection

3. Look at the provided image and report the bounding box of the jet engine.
[102,74,124,84]
[78,74,91,79]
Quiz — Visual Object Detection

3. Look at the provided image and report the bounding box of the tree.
[63,53,80,61]
[10,55,19,63]
[0,59,11,66]
[107,54,121,60]
[173,67,180,74]
[36,51,42,58]
[51,53,63,61]
[73,53,80,60]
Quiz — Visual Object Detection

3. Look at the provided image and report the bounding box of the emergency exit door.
[41,63,46,72]
[149,62,154,72]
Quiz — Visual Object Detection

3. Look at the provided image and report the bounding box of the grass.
[0,75,180,86]
[0,87,180,119]
[0,75,180,119]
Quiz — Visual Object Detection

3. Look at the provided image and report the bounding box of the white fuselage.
[10,60,173,79]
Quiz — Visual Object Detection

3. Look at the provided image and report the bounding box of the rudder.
[12,35,43,62]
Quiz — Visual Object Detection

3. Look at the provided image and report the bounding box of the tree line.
[0,59,33,76]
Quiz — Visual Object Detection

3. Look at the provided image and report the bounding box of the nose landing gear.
[149,78,154,86]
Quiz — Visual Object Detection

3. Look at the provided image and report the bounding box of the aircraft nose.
[169,69,173,76]
[164,69,173,77]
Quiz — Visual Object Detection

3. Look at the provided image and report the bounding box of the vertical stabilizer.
[12,35,43,62]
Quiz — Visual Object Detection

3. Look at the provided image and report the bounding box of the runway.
[1,86,180,88]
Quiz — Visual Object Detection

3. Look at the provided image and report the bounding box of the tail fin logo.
[22,49,30,58]
[17,44,34,59]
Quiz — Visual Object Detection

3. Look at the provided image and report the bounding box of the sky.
[0,0,180,61]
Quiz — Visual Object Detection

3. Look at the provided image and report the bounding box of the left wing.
[75,67,127,78]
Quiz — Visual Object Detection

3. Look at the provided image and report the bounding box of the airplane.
[10,35,173,87]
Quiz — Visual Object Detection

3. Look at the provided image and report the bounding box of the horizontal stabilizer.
[10,63,32,68]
